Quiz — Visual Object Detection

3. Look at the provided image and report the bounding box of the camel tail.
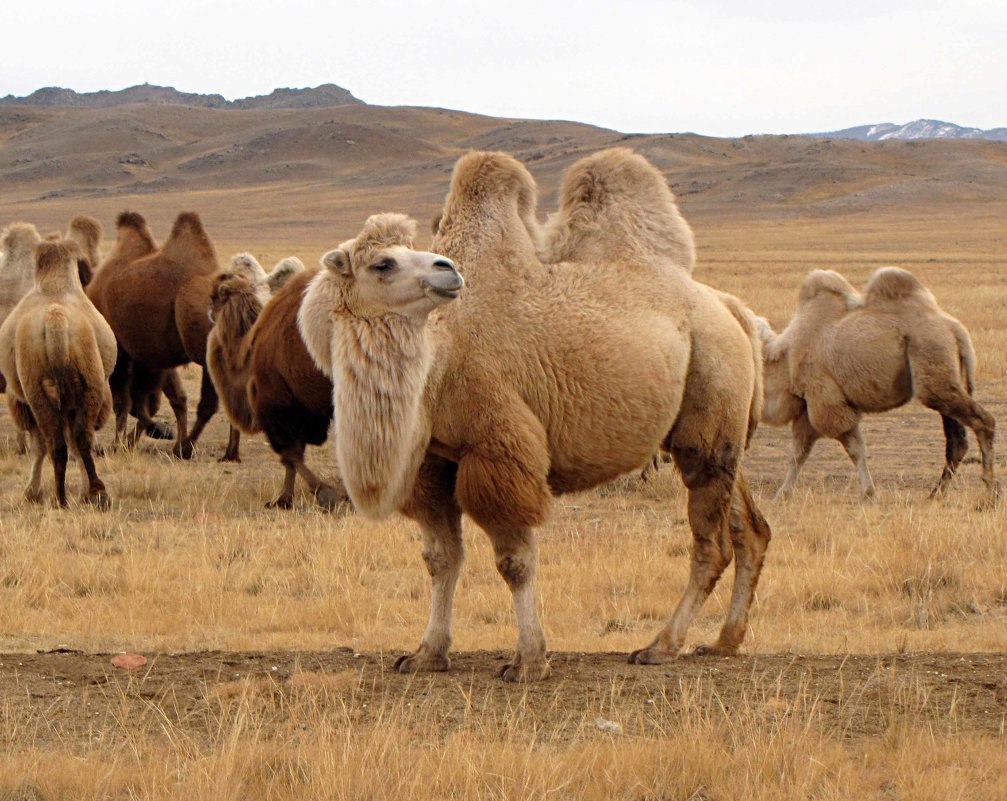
[42,305,72,408]
[950,319,977,395]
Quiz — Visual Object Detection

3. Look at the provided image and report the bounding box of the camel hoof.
[498,659,551,683]
[219,453,241,463]
[24,488,44,505]
[145,421,175,440]
[693,643,739,657]
[173,441,196,460]
[315,485,347,512]
[628,647,678,666]
[394,651,450,674]
[86,491,111,510]
[266,495,293,510]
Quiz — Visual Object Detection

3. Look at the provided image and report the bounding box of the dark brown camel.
[87,211,239,460]
[208,270,344,508]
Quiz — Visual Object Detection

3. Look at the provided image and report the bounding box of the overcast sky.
[3,0,1004,137]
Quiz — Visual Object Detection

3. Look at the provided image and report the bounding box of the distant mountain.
[808,119,1007,142]
[0,83,364,110]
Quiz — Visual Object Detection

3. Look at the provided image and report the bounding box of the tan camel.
[758,267,998,505]
[0,240,117,506]
[87,211,240,460]
[207,269,345,509]
[229,253,306,304]
[299,149,770,682]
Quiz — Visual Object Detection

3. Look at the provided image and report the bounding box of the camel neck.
[329,311,434,519]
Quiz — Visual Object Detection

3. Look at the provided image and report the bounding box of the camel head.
[208,272,262,335]
[320,213,462,320]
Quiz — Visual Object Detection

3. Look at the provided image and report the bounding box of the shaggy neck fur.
[328,306,433,519]
[208,284,262,433]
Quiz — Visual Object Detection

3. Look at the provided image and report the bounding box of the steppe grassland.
[0,205,1005,798]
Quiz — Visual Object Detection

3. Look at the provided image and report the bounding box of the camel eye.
[370,259,396,273]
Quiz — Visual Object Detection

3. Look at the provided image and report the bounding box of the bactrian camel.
[298,149,770,682]
[758,267,998,506]
[207,269,346,509]
[0,240,117,507]
[87,211,240,460]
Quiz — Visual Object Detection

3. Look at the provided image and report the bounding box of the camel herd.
[0,147,998,681]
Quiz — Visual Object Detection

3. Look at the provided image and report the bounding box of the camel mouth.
[421,266,464,302]
[425,284,462,300]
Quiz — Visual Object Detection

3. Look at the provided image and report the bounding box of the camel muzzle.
[423,259,464,300]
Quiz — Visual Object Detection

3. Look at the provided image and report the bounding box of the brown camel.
[758,267,998,505]
[87,211,239,460]
[0,241,117,506]
[299,149,770,682]
[207,269,346,509]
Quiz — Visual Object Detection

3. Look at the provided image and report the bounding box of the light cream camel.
[207,270,346,509]
[758,267,998,505]
[0,241,117,506]
[299,149,770,682]
[228,253,305,305]
[0,223,44,395]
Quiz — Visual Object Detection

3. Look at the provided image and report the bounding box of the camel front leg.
[161,369,191,459]
[294,458,348,511]
[396,456,465,674]
[838,425,876,499]
[394,508,464,674]
[485,526,549,682]
[776,410,820,500]
[266,456,297,509]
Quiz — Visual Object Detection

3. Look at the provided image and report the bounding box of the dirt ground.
[3,379,1006,752]
[5,648,1006,750]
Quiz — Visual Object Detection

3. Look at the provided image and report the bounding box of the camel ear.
[321,248,351,277]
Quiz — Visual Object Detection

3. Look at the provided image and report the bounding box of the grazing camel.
[758,267,998,505]
[207,269,346,509]
[0,241,116,506]
[299,148,770,682]
[229,253,306,304]
[87,211,240,460]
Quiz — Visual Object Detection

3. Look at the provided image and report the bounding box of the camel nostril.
[433,258,456,271]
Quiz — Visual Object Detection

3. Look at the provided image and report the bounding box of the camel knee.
[672,440,740,491]
[422,544,460,578]
[495,554,531,589]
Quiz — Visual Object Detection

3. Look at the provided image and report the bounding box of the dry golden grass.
[0,191,1005,796]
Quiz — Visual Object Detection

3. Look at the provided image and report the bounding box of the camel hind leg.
[630,438,739,664]
[930,414,969,499]
[67,395,110,509]
[920,391,998,507]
